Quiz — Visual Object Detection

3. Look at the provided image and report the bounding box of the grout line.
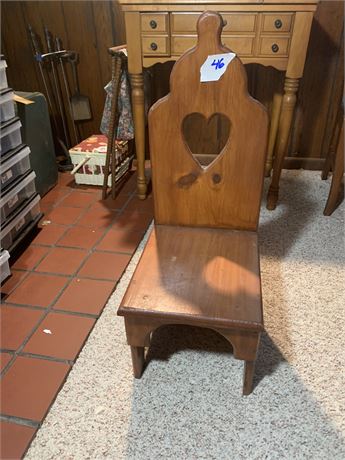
[12,245,55,273]
[0,172,144,441]
[0,274,79,378]
[0,303,100,319]
[0,176,148,386]
[0,414,40,429]
[40,189,73,209]
[64,275,121,282]
[0,270,30,298]
[0,303,47,311]
[55,228,108,250]
[48,309,99,319]
[15,352,74,366]
[6,270,73,279]
[0,353,16,378]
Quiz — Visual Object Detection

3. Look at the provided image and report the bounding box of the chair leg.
[214,328,260,395]
[131,346,145,378]
[243,360,255,396]
[123,316,161,378]
[324,119,344,216]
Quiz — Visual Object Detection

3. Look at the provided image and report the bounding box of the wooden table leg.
[129,72,147,200]
[267,77,299,210]
[265,92,282,177]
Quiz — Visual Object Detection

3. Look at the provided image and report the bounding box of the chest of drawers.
[140,10,294,65]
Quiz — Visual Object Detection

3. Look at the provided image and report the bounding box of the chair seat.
[118,224,263,331]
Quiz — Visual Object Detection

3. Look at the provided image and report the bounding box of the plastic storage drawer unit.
[0,194,41,250]
[0,117,22,155]
[0,170,37,221]
[0,249,10,283]
[0,145,31,189]
[0,59,8,90]
[0,88,15,122]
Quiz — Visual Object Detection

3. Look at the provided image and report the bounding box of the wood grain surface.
[119,225,263,330]
[149,12,268,230]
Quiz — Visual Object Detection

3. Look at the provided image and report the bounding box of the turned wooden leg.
[129,73,147,200]
[265,93,283,177]
[131,346,145,378]
[267,77,299,210]
[324,118,344,216]
[243,361,255,395]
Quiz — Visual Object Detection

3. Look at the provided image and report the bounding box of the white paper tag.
[200,53,236,82]
[8,194,19,209]
[15,217,25,231]
[1,170,13,184]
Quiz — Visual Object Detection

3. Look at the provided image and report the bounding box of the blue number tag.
[211,58,225,70]
[200,53,236,82]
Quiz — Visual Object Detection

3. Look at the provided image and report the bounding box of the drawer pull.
[150,42,158,51]
[274,19,282,29]
[271,43,279,53]
[150,20,157,29]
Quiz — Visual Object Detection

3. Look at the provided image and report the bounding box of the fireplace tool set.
[27,25,91,170]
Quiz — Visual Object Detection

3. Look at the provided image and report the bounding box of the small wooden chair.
[118,11,268,395]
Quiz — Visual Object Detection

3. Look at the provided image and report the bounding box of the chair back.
[149,11,268,231]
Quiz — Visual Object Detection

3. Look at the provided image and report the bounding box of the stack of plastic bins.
[0,56,42,281]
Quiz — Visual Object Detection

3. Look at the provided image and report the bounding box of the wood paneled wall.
[2,1,126,146]
[2,1,344,167]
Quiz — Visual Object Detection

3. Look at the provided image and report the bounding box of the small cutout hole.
[182,113,231,168]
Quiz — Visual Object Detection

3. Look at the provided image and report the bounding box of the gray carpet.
[26,171,345,460]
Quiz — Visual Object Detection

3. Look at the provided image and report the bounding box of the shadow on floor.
[146,325,283,392]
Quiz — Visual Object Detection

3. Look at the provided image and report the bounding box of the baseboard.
[283,157,326,170]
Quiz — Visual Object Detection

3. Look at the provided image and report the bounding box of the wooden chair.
[118,11,268,395]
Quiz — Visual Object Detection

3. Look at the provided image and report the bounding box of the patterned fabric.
[70,134,108,154]
[100,70,134,141]
[70,134,133,176]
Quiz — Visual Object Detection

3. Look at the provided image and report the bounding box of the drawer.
[171,13,257,33]
[0,170,36,221]
[262,14,293,33]
[171,35,254,56]
[1,193,41,251]
[222,14,257,33]
[0,145,31,189]
[171,13,200,33]
[222,36,254,56]
[142,36,169,56]
[0,250,10,283]
[0,88,15,122]
[1,117,22,156]
[259,37,290,56]
[141,13,168,33]
[171,36,196,55]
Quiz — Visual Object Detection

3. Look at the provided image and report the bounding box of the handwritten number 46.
[211,58,225,70]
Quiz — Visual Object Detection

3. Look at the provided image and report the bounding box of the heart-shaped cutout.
[182,113,231,168]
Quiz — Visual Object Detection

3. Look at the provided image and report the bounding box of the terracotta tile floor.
[0,169,153,459]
